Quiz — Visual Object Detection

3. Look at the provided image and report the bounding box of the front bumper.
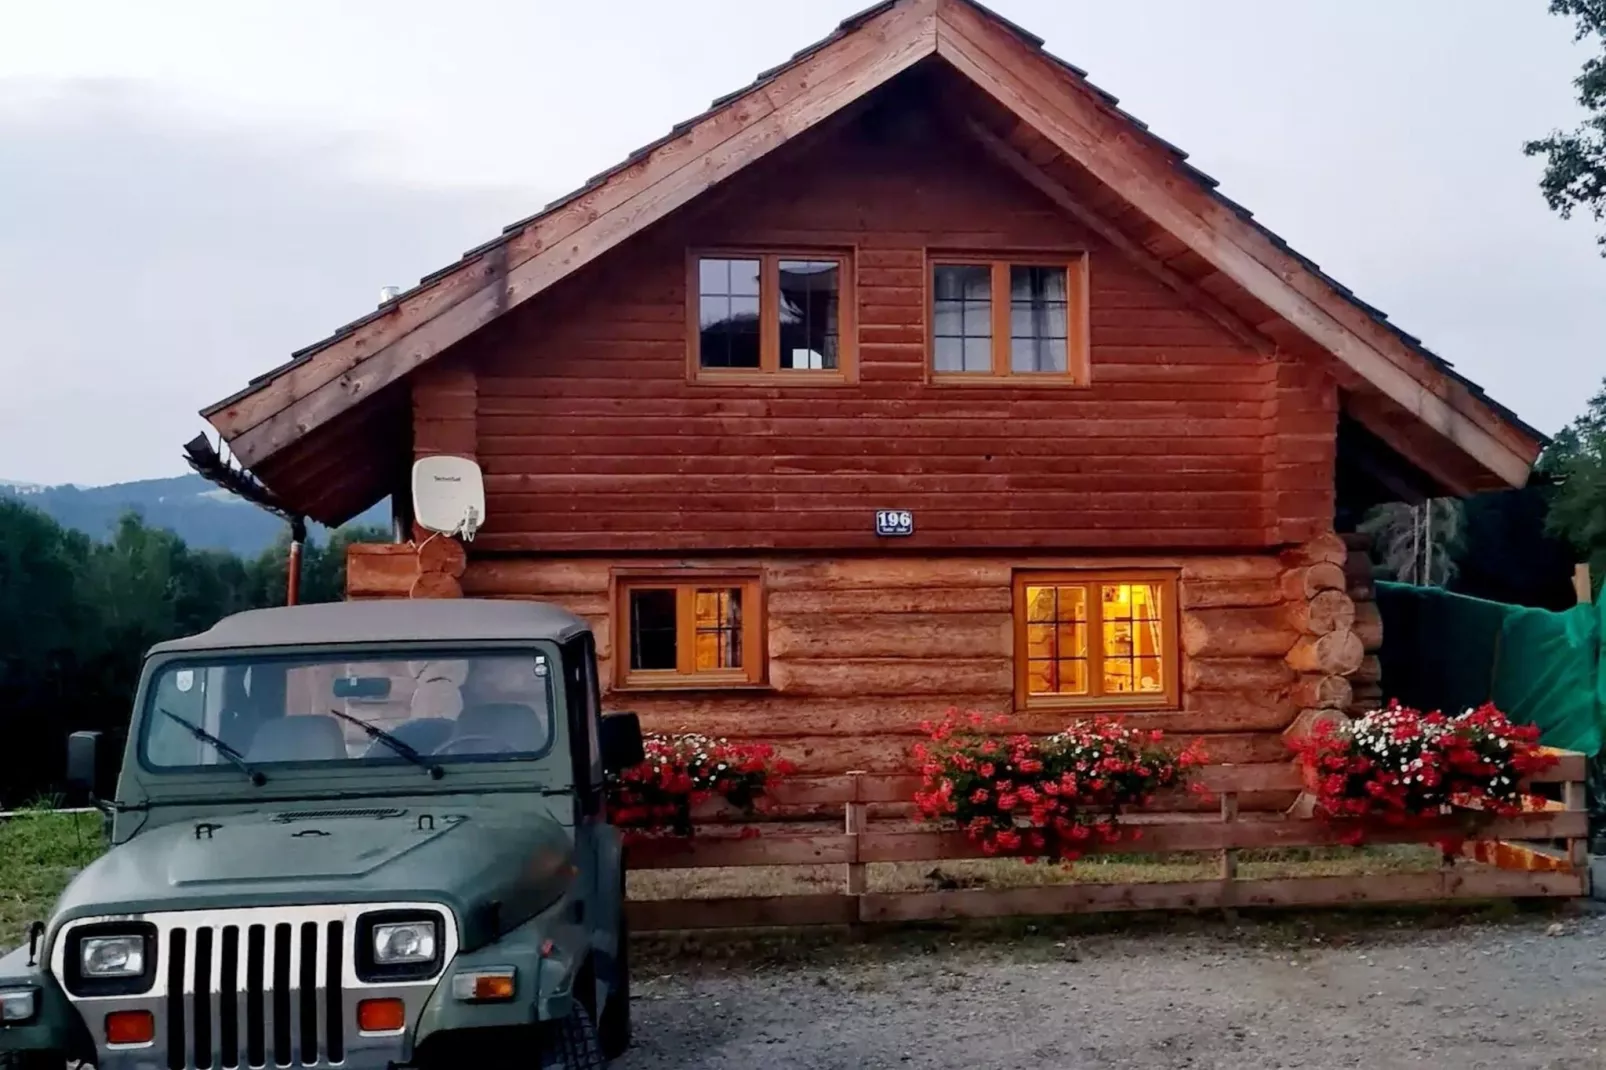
[91,1049,406,1070]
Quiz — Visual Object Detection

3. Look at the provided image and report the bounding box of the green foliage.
[252,525,389,606]
[1526,0,1606,250]
[0,501,379,806]
[1539,378,1606,595]
[0,810,105,947]
[1358,499,1462,587]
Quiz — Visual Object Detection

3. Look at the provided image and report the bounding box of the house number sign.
[875,510,915,537]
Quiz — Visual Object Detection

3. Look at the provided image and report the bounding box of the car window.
[141,651,556,768]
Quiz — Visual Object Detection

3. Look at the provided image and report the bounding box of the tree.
[0,500,378,806]
[1526,1,1606,250]
[1359,498,1463,586]
[0,501,92,710]
[1540,378,1606,596]
[249,525,389,606]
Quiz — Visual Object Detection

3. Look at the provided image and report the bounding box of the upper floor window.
[691,252,854,380]
[1012,570,1178,710]
[930,254,1089,383]
[616,573,766,689]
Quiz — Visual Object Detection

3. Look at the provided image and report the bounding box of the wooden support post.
[1576,564,1594,605]
[844,770,868,897]
[1220,791,1239,918]
[1565,777,1588,872]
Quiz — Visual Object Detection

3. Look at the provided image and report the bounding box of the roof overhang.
[199,0,1544,524]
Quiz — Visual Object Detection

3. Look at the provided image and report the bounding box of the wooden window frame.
[928,252,1090,386]
[612,571,767,690]
[687,249,857,384]
[1012,569,1179,711]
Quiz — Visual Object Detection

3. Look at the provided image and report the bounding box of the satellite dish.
[411,456,485,541]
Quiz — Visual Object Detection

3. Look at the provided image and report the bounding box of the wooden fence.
[624,752,1590,931]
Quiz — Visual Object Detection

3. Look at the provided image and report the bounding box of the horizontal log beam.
[856,868,1582,925]
[627,893,858,931]
[627,810,1587,871]
[624,867,1588,930]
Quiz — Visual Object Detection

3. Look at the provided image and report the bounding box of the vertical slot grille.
[193,927,214,1069]
[105,910,433,1068]
[218,926,239,1069]
[166,928,188,1070]
[297,923,319,1065]
[324,921,344,1065]
[271,924,291,1066]
[245,925,265,1068]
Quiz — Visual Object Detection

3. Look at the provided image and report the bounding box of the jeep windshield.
[140,650,555,772]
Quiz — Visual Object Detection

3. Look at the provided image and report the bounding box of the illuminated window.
[1013,571,1177,709]
[930,255,1089,383]
[691,252,853,379]
[617,575,765,688]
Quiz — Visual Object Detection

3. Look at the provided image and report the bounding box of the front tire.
[538,1004,605,1070]
[598,912,631,1060]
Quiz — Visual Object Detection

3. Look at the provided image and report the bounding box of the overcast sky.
[1,0,1601,486]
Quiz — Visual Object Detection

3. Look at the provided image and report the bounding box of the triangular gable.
[203,0,1543,504]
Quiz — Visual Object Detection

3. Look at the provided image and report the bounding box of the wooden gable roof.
[201,0,1545,525]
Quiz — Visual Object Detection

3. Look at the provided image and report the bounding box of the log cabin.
[197,0,1547,813]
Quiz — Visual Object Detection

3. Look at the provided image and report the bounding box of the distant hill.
[0,475,389,556]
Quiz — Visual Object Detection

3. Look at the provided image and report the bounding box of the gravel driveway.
[618,908,1606,1069]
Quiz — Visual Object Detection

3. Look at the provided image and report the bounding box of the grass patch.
[0,808,106,949]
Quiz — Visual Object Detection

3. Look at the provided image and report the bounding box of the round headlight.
[81,935,146,978]
[372,922,437,965]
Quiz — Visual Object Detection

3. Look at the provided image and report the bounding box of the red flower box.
[913,709,1207,863]
[1291,701,1557,849]
[608,733,795,839]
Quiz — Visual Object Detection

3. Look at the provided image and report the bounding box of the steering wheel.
[432,735,518,757]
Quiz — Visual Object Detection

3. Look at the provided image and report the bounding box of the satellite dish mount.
[411,456,486,543]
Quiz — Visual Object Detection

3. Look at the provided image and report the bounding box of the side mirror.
[67,731,102,795]
[599,712,645,773]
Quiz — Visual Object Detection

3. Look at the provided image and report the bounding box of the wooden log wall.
[1278,534,1363,749]
[1343,531,1385,714]
[348,551,1329,812]
[455,107,1305,555]
[336,92,1390,817]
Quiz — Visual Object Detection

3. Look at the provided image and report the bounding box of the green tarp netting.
[1375,581,1606,757]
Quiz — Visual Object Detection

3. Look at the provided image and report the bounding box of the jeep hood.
[50,804,575,949]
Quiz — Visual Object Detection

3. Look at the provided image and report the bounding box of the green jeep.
[0,599,645,1070]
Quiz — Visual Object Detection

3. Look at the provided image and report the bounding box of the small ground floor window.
[615,573,765,688]
[1013,570,1179,711]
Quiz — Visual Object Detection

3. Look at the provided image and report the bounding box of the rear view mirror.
[333,676,392,700]
[66,731,102,795]
[600,712,645,773]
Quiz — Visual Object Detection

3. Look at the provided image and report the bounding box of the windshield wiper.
[157,708,267,786]
[328,708,445,780]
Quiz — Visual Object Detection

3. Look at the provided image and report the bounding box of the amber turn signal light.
[451,969,517,1002]
[357,998,407,1033]
[105,1010,155,1046]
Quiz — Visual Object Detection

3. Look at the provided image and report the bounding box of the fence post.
[1220,791,1239,916]
[1565,774,1589,873]
[845,770,867,898]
